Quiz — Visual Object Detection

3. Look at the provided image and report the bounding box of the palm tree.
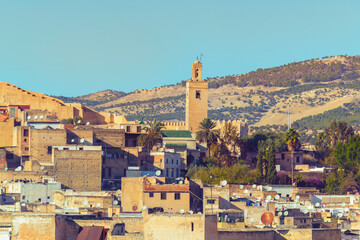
[284,128,300,184]
[196,118,219,157]
[137,119,164,151]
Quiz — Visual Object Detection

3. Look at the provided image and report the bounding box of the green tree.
[196,118,219,157]
[284,128,300,184]
[137,119,164,151]
[266,144,277,184]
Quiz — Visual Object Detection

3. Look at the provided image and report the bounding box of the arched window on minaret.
[195,69,199,79]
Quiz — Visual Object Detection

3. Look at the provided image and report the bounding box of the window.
[196,91,201,99]
[171,159,173,164]
[166,159,168,164]
[296,157,300,163]
[137,126,141,133]
[281,154,285,160]
[207,199,215,204]
[171,168,174,177]
[191,222,194,231]
[24,138,27,142]
[166,168,169,177]
[176,169,179,178]
[6,153,13,159]
[132,140,137,146]
[149,192,154,198]
[175,193,180,200]
[125,140,128,147]
[126,126,131,132]
[23,129,29,137]
[161,193,166,200]
[47,146,52,154]
[25,147,29,151]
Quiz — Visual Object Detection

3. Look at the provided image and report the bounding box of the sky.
[0,0,359,97]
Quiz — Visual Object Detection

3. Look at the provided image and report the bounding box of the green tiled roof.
[162,130,192,138]
[165,143,187,147]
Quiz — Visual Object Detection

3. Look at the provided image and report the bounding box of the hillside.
[53,55,360,125]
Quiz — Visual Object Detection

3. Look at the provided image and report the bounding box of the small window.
[196,91,201,99]
[125,140,128,147]
[22,196,25,200]
[171,168,174,177]
[25,147,29,151]
[161,193,166,200]
[137,126,141,133]
[171,159,173,164]
[296,157,300,163]
[149,192,154,198]
[175,193,180,200]
[207,199,215,204]
[132,140,137,146]
[126,126,131,132]
[166,168,169,177]
[166,159,168,164]
[24,138,27,142]
[177,160,179,165]
[23,129,29,137]
[47,146,52,154]
[191,222,194,231]
[6,153,14,159]
[281,154,285,160]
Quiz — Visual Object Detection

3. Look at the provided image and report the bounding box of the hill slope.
[53,55,360,125]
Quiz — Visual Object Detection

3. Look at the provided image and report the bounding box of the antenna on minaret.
[200,53,203,62]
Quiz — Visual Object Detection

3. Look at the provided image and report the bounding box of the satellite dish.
[14,166,22,171]
[116,189,121,195]
[113,200,119,205]
[259,220,263,225]
[239,185,244,189]
[268,186,273,191]
[37,208,40,212]
[27,116,31,120]
[295,195,300,200]
[278,212,283,216]
[338,213,343,218]
[344,213,349,217]
[197,212,202,215]
[345,208,349,212]
[179,181,183,184]
[86,122,90,125]
[40,115,43,119]
[352,212,357,217]
[244,189,248,193]
[80,138,85,143]
[303,210,308,214]
[250,218,254,223]
[77,120,81,124]
[342,202,346,207]
[34,116,38,120]
[189,210,193,214]
[71,139,75,143]
[82,200,88,206]
[3,180,7,184]
[4,167,8,171]
[252,184,256,189]
[96,203,101,208]
[141,206,147,211]
[275,195,280,200]
[179,209,185,214]
[284,211,289,216]
[221,180,227,187]
[63,202,68,207]
[315,203,320,207]
[155,170,161,177]
[260,212,274,225]
[266,195,272,201]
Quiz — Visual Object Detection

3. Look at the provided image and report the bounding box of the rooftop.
[162,130,192,138]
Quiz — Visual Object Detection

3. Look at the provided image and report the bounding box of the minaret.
[185,59,208,133]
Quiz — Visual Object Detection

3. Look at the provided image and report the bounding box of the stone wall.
[11,213,55,240]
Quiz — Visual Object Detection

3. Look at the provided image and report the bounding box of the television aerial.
[250,218,254,223]
[179,181,183,184]
[96,203,101,208]
[252,184,256,189]
[80,138,85,144]
[315,203,320,208]
[266,195,272,201]
[14,166,22,171]
[352,212,357,217]
[342,202,346,207]
[82,200,88,207]
[155,170,161,177]
[284,211,289,216]
[239,185,244,189]
[221,180,227,187]
[113,200,119,205]
[189,210,193,214]
[295,195,300,200]
[34,116,38,120]
[86,122,90,125]
[77,120,81,124]
[179,209,185,214]
[338,213,343,218]
[278,212,283,216]
[268,186,272,191]
[141,206,147,211]
[40,115,43,120]
[27,116,31,120]
[275,195,280,200]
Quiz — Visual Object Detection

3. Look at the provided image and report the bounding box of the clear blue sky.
[0,1,359,96]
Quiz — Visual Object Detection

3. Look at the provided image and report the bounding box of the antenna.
[96,203,101,208]
[86,122,90,125]
[155,170,161,177]
[189,210,194,214]
[199,53,203,62]
[80,138,85,144]
[3,180,7,184]
[338,213,343,218]
[239,185,244,189]
[27,116,31,120]
[14,166,22,171]
[250,218,254,223]
[40,115,43,120]
[295,195,300,200]
[268,186,272,191]
[63,202,68,207]
[342,202,346,207]
[315,203,320,207]
[266,195,272,201]
[141,206,147,211]
[278,212,283,216]
[82,200,88,207]
[77,120,81,124]
[275,195,280,200]
[260,212,274,225]
[113,200,119,205]
[221,180,227,187]
[34,116,38,120]
[179,209,185,214]
[284,211,289,216]
[179,181,183,184]
[252,184,256,189]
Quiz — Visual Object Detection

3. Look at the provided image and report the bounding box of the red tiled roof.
[144,185,189,192]
[76,226,105,240]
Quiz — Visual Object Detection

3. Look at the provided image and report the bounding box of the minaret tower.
[185,59,208,133]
